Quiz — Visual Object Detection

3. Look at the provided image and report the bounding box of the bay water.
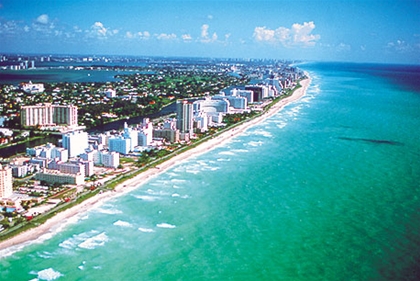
[1,62,419,280]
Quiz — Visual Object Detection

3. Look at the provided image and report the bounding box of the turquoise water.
[1,63,420,280]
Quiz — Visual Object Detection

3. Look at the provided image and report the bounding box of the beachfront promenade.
[0,77,311,252]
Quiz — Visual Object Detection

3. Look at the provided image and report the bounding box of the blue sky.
[0,0,419,64]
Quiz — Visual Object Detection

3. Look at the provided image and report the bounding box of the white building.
[35,169,84,185]
[104,89,116,98]
[11,165,28,178]
[100,151,120,168]
[193,97,229,113]
[0,165,13,198]
[62,131,89,158]
[123,122,138,151]
[231,89,254,103]
[137,118,153,146]
[21,81,44,94]
[215,93,247,110]
[21,103,78,127]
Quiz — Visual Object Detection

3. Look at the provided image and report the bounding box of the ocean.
[1,62,419,280]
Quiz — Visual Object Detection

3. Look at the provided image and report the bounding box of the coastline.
[0,77,311,254]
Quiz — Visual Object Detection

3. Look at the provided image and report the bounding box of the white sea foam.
[247,140,263,147]
[78,261,86,270]
[59,231,92,250]
[196,160,209,166]
[170,178,186,183]
[34,268,63,281]
[218,151,235,156]
[216,158,231,162]
[231,149,249,153]
[113,220,133,228]
[80,215,89,220]
[78,232,109,249]
[156,223,176,229]
[185,168,200,174]
[253,129,273,138]
[172,193,190,199]
[94,207,123,215]
[134,195,160,201]
[138,227,155,233]
[37,251,53,259]
[145,189,171,196]
[58,238,76,250]
[276,121,288,129]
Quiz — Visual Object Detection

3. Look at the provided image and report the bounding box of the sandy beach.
[0,77,311,253]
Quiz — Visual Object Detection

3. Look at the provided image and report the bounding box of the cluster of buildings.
[1,60,36,71]
[1,63,303,209]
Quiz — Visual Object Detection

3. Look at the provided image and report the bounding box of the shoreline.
[0,77,311,255]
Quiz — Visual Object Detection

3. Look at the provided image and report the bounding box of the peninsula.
[0,76,310,253]
[0,54,310,252]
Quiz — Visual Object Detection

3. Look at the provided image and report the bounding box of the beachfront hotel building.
[109,136,131,155]
[21,103,78,127]
[176,100,194,138]
[100,151,120,168]
[193,97,230,113]
[137,118,154,147]
[62,131,89,158]
[35,169,85,185]
[0,165,13,198]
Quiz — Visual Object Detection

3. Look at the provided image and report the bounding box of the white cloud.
[142,31,150,39]
[126,31,134,39]
[36,14,49,25]
[336,43,351,52]
[200,24,217,43]
[253,21,320,47]
[125,30,150,40]
[291,21,320,46]
[87,21,115,39]
[155,33,177,40]
[386,40,412,53]
[201,24,209,38]
[182,34,192,41]
[93,22,107,36]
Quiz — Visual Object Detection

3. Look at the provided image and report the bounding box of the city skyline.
[0,0,419,64]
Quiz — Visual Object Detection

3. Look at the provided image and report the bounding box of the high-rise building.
[109,136,131,155]
[21,103,78,127]
[137,118,153,146]
[0,165,13,198]
[62,131,89,158]
[123,122,138,151]
[176,100,194,135]
[100,151,120,168]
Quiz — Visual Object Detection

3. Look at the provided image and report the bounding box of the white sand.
[0,77,311,253]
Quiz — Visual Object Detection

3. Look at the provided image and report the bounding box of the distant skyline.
[0,0,419,64]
